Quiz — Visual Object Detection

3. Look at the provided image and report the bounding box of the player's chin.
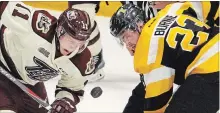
[60,48,71,56]
[126,46,135,56]
[128,50,135,56]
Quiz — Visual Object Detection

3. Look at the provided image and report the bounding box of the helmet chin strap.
[55,25,65,52]
[136,21,144,35]
[55,33,61,51]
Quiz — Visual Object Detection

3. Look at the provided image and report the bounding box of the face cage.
[114,21,140,47]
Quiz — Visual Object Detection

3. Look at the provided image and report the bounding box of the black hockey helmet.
[109,3,146,45]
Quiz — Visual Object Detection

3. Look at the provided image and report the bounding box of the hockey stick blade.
[0,66,49,107]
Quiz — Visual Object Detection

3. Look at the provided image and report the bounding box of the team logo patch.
[85,57,95,75]
[32,10,56,39]
[36,13,52,34]
[67,10,77,20]
[25,56,59,81]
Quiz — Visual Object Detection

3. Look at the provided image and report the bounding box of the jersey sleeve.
[143,66,175,112]
[190,1,219,26]
[0,2,35,37]
[134,17,176,112]
[55,48,92,102]
[0,1,57,40]
[55,65,87,102]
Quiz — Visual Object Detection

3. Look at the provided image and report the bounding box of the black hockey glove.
[48,97,77,113]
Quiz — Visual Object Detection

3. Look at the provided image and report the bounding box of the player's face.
[121,29,139,56]
[119,22,144,56]
[59,33,86,56]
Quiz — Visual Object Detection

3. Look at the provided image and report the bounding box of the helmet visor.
[113,22,138,46]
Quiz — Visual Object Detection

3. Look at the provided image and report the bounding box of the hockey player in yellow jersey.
[120,1,219,27]
[151,1,219,27]
[110,3,219,113]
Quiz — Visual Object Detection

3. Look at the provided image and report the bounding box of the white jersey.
[0,2,94,100]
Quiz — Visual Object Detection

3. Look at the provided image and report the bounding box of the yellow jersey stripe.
[144,104,167,113]
[144,87,173,111]
[145,74,174,98]
[191,52,219,75]
[201,1,211,22]
[185,33,219,78]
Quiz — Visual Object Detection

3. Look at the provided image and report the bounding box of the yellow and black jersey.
[121,1,219,26]
[188,1,219,26]
[201,1,219,26]
[134,2,219,113]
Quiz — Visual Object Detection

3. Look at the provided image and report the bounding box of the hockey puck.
[90,87,103,98]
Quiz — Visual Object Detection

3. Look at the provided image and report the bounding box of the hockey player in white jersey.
[0,1,96,113]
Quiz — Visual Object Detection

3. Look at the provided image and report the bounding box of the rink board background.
[23,1,122,17]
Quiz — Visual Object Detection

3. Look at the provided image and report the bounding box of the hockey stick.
[0,66,50,108]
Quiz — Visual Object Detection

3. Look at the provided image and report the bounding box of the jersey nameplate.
[154,15,177,37]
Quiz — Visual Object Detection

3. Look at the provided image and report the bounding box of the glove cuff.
[50,97,77,113]
[56,91,80,105]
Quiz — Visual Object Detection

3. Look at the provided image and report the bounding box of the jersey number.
[12,3,30,20]
[166,15,209,52]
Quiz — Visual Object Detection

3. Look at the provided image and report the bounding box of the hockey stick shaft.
[0,66,50,107]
